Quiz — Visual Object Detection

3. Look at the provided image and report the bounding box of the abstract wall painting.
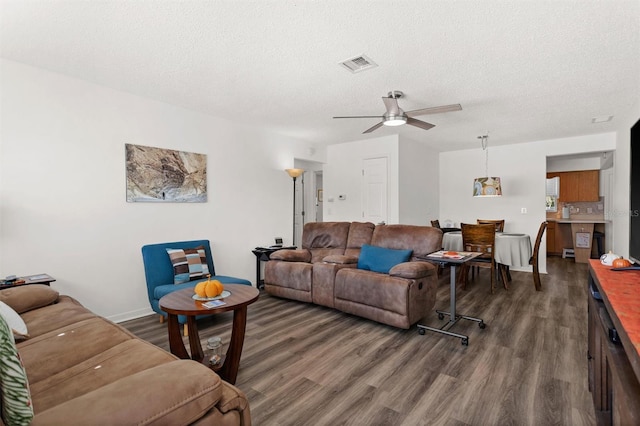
[125,144,207,203]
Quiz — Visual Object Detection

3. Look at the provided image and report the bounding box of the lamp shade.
[473,177,502,197]
[285,168,304,178]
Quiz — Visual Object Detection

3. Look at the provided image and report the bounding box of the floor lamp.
[285,168,304,246]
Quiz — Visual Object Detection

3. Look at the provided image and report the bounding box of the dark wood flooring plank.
[121,257,595,425]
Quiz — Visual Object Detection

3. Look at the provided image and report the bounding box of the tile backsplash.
[547,197,605,220]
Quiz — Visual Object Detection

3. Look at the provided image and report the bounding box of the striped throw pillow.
[166,246,210,284]
[0,313,33,425]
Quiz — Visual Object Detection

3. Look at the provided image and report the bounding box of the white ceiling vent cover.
[339,54,378,73]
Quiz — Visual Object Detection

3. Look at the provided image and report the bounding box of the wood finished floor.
[122,257,595,425]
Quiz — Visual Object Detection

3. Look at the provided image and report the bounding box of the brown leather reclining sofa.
[264,222,443,329]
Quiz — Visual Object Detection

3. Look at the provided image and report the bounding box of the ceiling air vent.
[339,54,378,73]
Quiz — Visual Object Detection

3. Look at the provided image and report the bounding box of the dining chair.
[429,219,446,277]
[460,223,508,293]
[477,219,505,232]
[431,219,460,234]
[530,221,548,291]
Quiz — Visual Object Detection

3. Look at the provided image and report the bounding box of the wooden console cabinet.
[587,261,640,425]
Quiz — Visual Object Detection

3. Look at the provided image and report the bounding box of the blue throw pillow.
[357,244,413,274]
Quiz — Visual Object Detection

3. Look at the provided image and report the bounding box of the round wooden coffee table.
[159,284,259,385]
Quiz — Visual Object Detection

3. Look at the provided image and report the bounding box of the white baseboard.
[109,307,155,324]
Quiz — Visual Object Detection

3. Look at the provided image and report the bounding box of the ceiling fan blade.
[405,103,462,117]
[333,115,383,119]
[382,97,400,115]
[363,122,385,134]
[406,117,435,131]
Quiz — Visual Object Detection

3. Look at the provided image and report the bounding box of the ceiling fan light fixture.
[332,91,460,134]
[383,114,407,127]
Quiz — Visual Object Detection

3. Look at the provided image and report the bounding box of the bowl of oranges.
[192,275,230,301]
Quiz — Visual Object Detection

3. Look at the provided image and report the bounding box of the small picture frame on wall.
[576,232,591,248]
[317,189,323,202]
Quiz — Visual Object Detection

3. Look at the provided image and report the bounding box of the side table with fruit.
[159,282,259,385]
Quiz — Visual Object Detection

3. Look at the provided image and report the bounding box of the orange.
[194,281,208,298]
[205,280,222,298]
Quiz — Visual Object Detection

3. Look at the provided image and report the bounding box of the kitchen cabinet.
[546,221,574,256]
[546,221,557,255]
[547,170,600,202]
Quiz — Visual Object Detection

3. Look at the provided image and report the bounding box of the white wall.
[440,133,617,273]
[398,137,439,225]
[324,135,399,223]
[612,101,640,258]
[323,134,440,226]
[547,156,602,173]
[0,59,323,321]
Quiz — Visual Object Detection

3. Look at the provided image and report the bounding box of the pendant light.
[473,134,502,197]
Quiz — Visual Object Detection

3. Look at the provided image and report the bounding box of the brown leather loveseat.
[264,222,443,329]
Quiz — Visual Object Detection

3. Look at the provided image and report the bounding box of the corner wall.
[398,136,439,225]
[324,135,399,223]
[0,59,322,321]
[323,134,440,226]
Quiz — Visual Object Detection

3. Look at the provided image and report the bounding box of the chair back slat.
[461,223,501,293]
[462,223,496,251]
[530,221,548,291]
[477,219,505,232]
[533,221,548,256]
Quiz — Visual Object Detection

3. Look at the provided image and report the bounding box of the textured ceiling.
[1,1,639,152]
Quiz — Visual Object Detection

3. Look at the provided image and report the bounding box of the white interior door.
[315,171,323,222]
[362,157,388,224]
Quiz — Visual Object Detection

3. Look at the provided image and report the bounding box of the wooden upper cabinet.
[547,170,600,202]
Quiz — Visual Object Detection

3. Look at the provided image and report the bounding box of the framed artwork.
[125,143,207,203]
[317,189,323,202]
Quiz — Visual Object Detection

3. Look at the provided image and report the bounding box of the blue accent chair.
[141,240,252,327]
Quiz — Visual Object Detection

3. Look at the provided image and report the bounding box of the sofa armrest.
[269,249,311,262]
[322,254,358,264]
[32,361,228,425]
[218,381,251,416]
[0,285,59,314]
[389,261,436,279]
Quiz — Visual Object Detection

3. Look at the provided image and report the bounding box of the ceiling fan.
[333,91,462,134]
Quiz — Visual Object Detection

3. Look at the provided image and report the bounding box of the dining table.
[442,231,532,268]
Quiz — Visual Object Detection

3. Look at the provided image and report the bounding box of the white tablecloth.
[442,231,532,267]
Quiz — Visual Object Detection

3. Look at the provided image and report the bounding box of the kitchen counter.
[546,219,609,262]
[589,260,640,376]
[588,259,640,423]
[547,218,610,224]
